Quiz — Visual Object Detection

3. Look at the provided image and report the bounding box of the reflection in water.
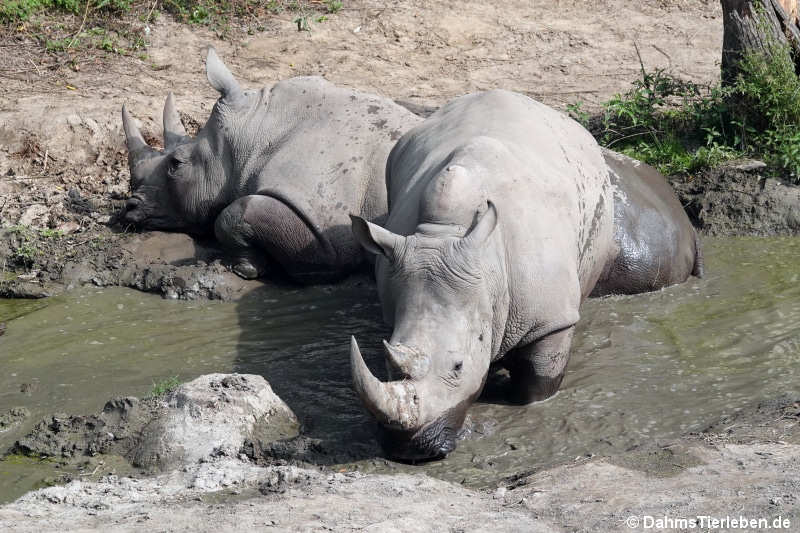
[0,236,798,499]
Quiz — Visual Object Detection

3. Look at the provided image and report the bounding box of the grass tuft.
[150,375,181,397]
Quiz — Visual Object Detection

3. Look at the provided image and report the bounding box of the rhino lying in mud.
[349,90,702,460]
[121,48,420,283]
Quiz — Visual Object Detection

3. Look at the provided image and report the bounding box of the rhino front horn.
[350,336,419,430]
[163,92,188,150]
[121,104,149,152]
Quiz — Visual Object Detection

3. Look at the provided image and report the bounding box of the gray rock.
[17,204,49,228]
[730,159,767,172]
[131,374,298,470]
[0,407,29,432]
[11,374,298,472]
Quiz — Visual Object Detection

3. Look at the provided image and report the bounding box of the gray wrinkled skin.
[349,90,702,461]
[592,148,703,296]
[122,48,421,283]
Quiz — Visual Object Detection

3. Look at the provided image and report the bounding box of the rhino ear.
[206,47,243,102]
[163,92,188,150]
[350,215,404,259]
[463,201,498,246]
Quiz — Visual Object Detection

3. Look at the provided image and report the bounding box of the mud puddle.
[1,236,799,502]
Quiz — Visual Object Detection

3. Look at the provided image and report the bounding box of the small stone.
[18,204,49,227]
[57,221,81,234]
[730,159,767,172]
[66,114,82,129]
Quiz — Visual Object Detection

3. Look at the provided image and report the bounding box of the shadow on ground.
[232,273,393,466]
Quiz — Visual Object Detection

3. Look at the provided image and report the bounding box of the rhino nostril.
[439,439,455,455]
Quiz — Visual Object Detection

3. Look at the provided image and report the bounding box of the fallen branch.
[79,461,104,477]
[67,0,92,50]
[26,57,42,77]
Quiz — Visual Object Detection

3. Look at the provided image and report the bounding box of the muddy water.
[1,236,799,501]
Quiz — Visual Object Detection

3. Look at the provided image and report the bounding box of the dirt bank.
[1,0,734,301]
[672,162,800,236]
[1,395,797,532]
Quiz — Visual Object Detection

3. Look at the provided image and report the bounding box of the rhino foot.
[232,260,261,280]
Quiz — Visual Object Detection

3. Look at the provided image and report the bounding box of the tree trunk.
[721,0,800,85]
[778,0,798,22]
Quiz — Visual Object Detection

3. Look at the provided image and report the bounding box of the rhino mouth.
[121,196,167,229]
[379,420,458,462]
[121,193,188,231]
[122,196,146,223]
[378,399,475,462]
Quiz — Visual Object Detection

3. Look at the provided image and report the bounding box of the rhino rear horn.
[206,46,243,103]
[163,92,188,150]
[121,104,149,153]
[463,200,498,246]
[383,339,429,379]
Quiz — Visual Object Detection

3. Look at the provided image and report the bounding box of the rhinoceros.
[121,48,421,283]
[348,90,703,460]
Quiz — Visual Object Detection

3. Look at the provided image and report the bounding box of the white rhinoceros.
[121,48,421,283]
[349,90,702,460]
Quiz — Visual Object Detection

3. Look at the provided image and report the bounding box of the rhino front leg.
[214,196,273,279]
[504,325,576,405]
[214,194,351,283]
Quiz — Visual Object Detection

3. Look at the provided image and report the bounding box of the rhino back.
[385,90,614,301]
[248,77,421,232]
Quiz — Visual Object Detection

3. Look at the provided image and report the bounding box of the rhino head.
[120,48,244,232]
[349,203,501,461]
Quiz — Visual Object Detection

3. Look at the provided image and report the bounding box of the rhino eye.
[167,156,182,175]
[453,361,463,373]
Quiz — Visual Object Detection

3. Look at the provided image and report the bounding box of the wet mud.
[2,236,799,504]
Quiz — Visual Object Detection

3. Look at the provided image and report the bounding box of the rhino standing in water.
[349,90,702,460]
[121,48,421,283]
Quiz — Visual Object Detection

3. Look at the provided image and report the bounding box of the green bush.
[0,0,131,22]
[325,0,342,13]
[160,0,270,24]
[581,43,800,180]
[730,42,800,176]
[1,0,70,21]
